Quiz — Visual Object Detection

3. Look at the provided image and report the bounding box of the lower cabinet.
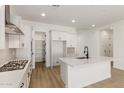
[19,73,27,88]
[19,62,32,88]
[27,62,32,87]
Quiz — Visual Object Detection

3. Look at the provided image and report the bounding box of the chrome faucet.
[84,46,89,59]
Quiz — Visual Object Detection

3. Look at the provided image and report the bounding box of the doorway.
[100,28,113,57]
[35,32,46,64]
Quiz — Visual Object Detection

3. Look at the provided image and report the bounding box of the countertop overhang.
[59,56,114,67]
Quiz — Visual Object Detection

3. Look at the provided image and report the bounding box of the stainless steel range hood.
[5,5,24,35]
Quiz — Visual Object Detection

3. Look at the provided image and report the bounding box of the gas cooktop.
[0,60,28,72]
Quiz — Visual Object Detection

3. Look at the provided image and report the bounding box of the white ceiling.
[13,5,124,30]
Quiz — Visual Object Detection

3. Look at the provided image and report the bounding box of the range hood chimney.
[5,5,24,35]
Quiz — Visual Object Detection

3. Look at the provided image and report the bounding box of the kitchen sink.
[76,57,90,59]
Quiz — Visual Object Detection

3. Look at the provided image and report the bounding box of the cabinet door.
[19,35,25,48]
[0,5,5,49]
[61,32,67,41]
[13,35,20,48]
[66,33,72,47]
[8,35,20,48]
[70,34,77,47]
[66,33,77,47]
[19,74,27,88]
[52,31,67,41]
[52,31,61,40]
[8,35,14,48]
[51,31,57,40]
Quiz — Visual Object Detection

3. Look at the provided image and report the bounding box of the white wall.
[0,36,16,66]
[77,30,99,57]
[113,20,124,70]
[87,20,124,70]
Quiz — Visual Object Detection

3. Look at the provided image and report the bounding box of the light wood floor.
[29,62,124,88]
[29,62,65,88]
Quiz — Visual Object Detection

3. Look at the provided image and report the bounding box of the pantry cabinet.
[0,5,5,49]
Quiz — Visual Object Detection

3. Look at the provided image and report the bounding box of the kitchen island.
[59,57,113,88]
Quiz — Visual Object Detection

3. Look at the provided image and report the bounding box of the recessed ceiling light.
[91,24,95,27]
[41,13,46,17]
[72,19,76,23]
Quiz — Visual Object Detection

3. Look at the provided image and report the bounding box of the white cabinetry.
[66,33,77,47]
[19,73,27,88]
[0,5,5,49]
[19,62,32,88]
[51,31,77,47]
[8,35,20,48]
[52,31,67,41]
[8,35,25,48]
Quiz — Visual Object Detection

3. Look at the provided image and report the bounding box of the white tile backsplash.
[0,49,16,66]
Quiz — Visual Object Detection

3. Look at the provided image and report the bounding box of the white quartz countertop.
[0,60,30,88]
[59,56,114,67]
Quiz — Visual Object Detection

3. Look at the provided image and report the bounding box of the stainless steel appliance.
[5,5,24,35]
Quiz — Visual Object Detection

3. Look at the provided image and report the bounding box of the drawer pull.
[20,83,24,88]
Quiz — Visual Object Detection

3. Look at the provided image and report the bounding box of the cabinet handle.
[28,72,30,77]
[20,83,24,88]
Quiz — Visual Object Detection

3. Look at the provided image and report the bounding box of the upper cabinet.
[52,31,67,41]
[0,5,5,49]
[51,31,77,47]
[8,34,25,48]
[66,33,77,47]
[8,35,20,48]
